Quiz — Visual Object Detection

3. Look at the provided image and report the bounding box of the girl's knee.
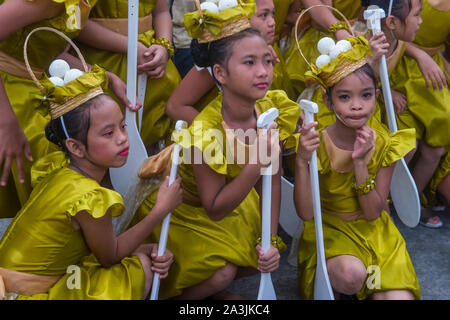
[328,256,367,295]
[210,263,238,291]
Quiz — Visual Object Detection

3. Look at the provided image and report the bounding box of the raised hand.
[352,124,375,162]
[297,121,320,162]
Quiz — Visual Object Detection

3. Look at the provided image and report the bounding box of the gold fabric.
[0,0,98,217]
[76,0,181,146]
[130,90,300,299]
[183,0,256,42]
[0,151,145,299]
[298,126,420,300]
[91,15,153,36]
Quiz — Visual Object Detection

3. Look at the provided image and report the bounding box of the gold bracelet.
[328,21,350,34]
[256,234,287,251]
[353,174,376,195]
[151,37,174,58]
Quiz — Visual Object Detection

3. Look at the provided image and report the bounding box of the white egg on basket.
[329,45,345,60]
[317,37,335,55]
[218,0,238,11]
[63,69,84,84]
[48,59,70,78]
[49,76,64,87]
[315,54,331,68]
[200,1,219,14]
[335,39,352,52]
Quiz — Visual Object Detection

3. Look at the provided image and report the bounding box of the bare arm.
[293,122,319,221]
[74,176,182,267]
[165,67,216,124]
[0,0,64,41]
[353,161,394,221]
[404,42,447,91]
[193,157,262,221]
[300,0,352,40]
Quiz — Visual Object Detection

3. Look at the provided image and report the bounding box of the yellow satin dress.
[76,0,181,148]
[130,90,300,299]
[272,43,297,100]
[0,0,97,217]
[297,126,421,300]
[284,0,362,98]
[389,0,450,148]
[0,152,145,300]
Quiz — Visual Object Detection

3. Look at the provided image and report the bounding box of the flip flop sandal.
[419,217,444,229]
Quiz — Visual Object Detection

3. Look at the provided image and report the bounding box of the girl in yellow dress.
[131,4,301,298]
[372,0,450,228]
[0,65,181,300]
[74,0,181,152]
[165,0,296,124]
[0,0,136,218]
[294,35,420,300]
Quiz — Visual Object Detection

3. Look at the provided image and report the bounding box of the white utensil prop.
[279,177,302,237]
[150,120,186,300]
[256,107,278,300]
[110,0,149,200]
[299,99,334,300]
[364,8,420,228]
[137,73,147,132]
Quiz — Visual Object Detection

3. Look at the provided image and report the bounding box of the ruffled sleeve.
[51,0,93,31]
[172,94,228,175]
[30,151,69,188]
[256,90,301,149]
[381,128,416,167]
[67,186,124,219]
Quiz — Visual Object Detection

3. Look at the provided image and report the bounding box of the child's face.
[85,96,129,169]
[250,0,276,45]
[392,0,423,42]
[217,35,274,101]
[328,72,378,129]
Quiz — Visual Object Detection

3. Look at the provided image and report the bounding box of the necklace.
[68,163,98,182]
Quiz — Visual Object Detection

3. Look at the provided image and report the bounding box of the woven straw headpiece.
[183,0,256,44]
[295,5,373,88]
[24,27,107,120]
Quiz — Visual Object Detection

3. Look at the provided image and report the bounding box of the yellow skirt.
[423,149,450,206]
[130,187,261,299]
[16,253,145,300]
[390,54,450,147]
[0,71,59,216]
[298,211,421,300]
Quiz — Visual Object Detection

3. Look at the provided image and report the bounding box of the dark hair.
[45,93,110,156]
[326,63,378,102]
[190,27,265,72]
[363,0,415,22]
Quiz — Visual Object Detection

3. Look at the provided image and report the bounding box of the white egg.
[335,39,352,52]
[200,1,219,14]
[329,45,345,60]
[317,37,335,55]
[315,54,331,68]
[49,76,64,87]
[63,69,84,84]
[218,0,238,11]
[48,59,70,78]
